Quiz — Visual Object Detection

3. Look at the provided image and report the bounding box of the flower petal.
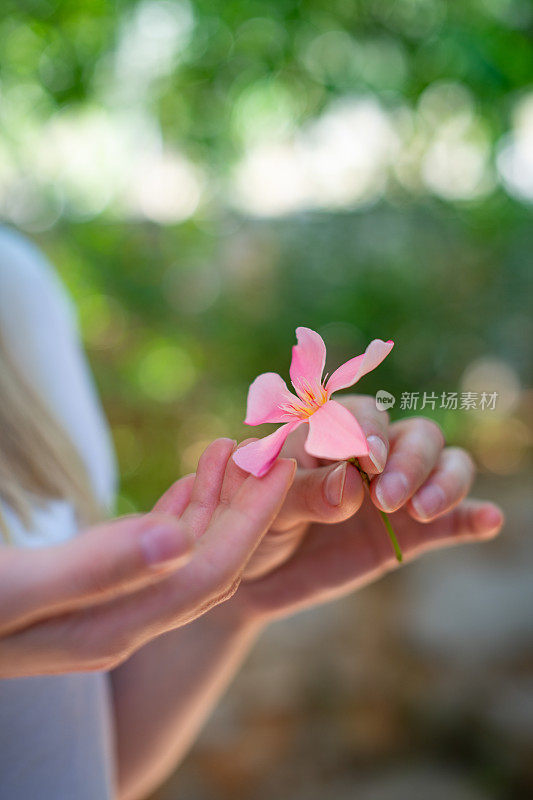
[305,400,369,460]
[245,372,299,425]
[326,339,394,396]
[289,327,326,399]
[233,420,302,477]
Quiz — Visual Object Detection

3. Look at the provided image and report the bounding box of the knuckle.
[456,505,477,538]
[406,449,431,480]
[342,393,385,416]
[233,504,258,529]
[366,411,390,432]
[440,448,476,487]
[354,393,374,406]
[218,505,258,542]
[217,489,232,508]
[412,417,445,446]
[449,447,476,474]
[189,492,214,514]
[336,393,358,410]
[337,393,365,413]
[429,421,446,447]
[359,395,390,426]
[376,407,390,427]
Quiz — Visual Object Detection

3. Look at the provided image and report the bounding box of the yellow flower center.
[280,379,328,420]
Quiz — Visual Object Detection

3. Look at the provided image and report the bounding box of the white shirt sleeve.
[0,226,117,510]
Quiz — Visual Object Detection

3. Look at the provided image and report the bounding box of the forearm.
[110,597,262,800]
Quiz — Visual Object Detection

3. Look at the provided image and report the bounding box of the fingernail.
[141,524,190,567]
[367,435,388,472]
[375,471,409,512]
[278,457,298,477]
[411,484,446,520]
[324,462,347,506]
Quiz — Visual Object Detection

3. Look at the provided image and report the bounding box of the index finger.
[52,458,298,652]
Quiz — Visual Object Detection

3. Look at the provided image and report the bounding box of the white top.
[0,228,118,798]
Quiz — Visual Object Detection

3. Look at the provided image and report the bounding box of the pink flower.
[233,327,394,477]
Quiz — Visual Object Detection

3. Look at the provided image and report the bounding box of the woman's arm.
[111,406,503,800]
[0,440,295,677]
[111,600,261,800]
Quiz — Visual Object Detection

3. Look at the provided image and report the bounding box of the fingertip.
[197,438,236,474]
[235,437,258,450]
[243,456,296,484]
[366,435,388,474]
[277,457,298,478]
[152,473,196,515]
[474,503,504,539]
[343,462,365,509]
[373,471,409,513]
[202,437,237,456]
[219,437,237,451]
[409,485,447,522]
[322,461,363,513]
[262,457,297,491]
[323,461,347,506]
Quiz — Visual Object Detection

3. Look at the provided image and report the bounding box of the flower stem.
[377,508,403,563]
[347,458,403,563]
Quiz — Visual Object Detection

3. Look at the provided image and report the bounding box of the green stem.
[377,508,403,563]
[348,458,403,563]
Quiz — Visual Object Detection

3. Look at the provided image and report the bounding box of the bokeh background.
[1,1,532,798]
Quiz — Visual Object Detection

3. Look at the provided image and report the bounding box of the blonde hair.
[0,331,103,540]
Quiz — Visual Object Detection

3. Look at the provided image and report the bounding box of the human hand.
[0,438,295,677]
[230,396,504,622]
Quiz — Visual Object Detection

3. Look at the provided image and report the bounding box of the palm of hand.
[241,424,378,584]
[238,403,502,621]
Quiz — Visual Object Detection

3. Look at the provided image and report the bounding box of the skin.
[0,439,296,676]
[0,397,504,799]
[112,396,503,800]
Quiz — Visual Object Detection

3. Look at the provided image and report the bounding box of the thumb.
[272,461,364,533]
[0,513,194,636]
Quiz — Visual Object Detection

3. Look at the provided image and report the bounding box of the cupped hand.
[233,396,504,621]
[0,438,295,677]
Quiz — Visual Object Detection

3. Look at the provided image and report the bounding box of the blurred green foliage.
[0,0,531,510]
[1,0,532,166]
